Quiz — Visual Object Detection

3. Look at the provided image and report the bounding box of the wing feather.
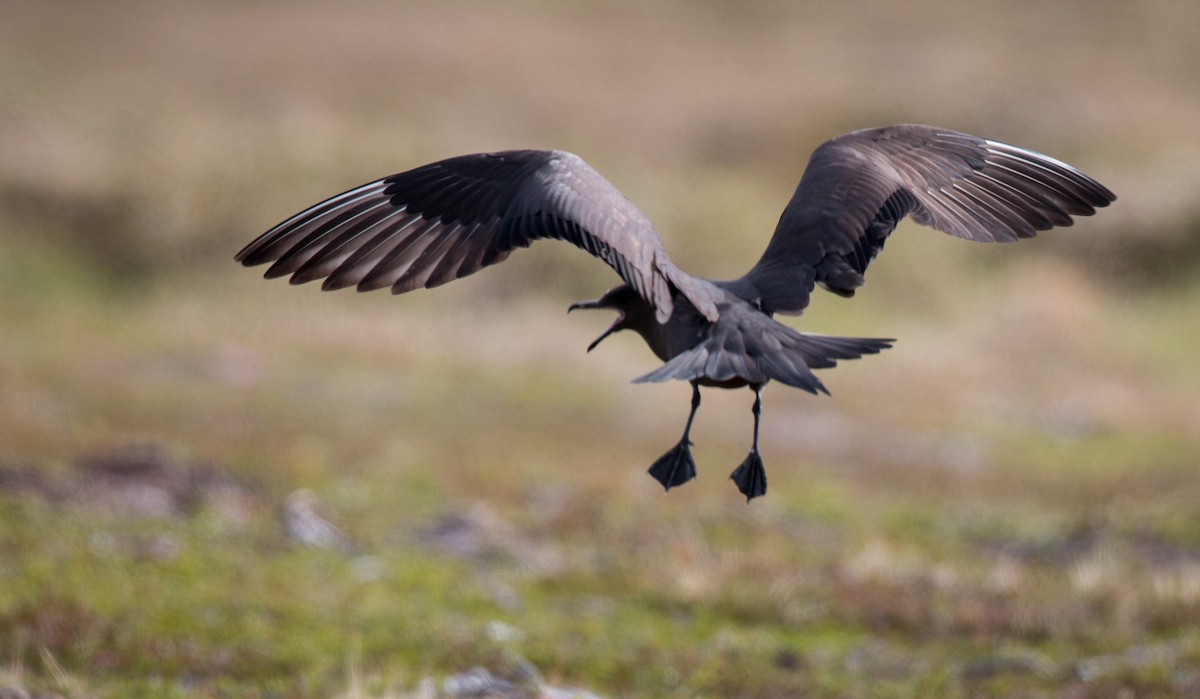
[739,125,1115,314]
[237,150,720,322]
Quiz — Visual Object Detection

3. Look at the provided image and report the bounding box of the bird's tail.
[633,316,892,394]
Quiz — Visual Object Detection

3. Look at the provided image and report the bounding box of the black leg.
[648,382,700,490]
[730,385,767,501]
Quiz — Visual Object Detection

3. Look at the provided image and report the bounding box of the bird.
[236,124,1115,501]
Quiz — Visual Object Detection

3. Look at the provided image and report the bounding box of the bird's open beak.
[567,299,603,313]
[568,298,624,352]
[585,316,624,352]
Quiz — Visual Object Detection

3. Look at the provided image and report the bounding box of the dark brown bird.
[236,124,1115,500]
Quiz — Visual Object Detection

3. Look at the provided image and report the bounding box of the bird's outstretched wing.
[738,125,1116,315]
[236,150,718,323]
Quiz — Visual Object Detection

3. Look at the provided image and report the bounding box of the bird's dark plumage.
[238,124,1115,500]
[736,125,1116,314]
[235,149,717,324]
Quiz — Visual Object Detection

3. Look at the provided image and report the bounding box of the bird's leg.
[730,385,767,501]
[647,381,701,491]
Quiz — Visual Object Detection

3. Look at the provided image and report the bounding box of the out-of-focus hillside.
[3,0,1198,287]
[2,1,1200,697]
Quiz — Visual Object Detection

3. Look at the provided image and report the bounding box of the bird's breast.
[651,311,712,361]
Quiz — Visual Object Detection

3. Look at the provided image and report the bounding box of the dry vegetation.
[2,0,1200,697]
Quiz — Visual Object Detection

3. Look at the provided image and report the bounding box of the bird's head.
[568,284,655,352]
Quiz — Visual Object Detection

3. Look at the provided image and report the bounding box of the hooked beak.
[567,299,604,313]
[568,298,624,352]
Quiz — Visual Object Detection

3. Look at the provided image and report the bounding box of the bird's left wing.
[236,150,718,322]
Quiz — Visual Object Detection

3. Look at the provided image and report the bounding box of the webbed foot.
[729,449,767,501]
[648,440,697,491]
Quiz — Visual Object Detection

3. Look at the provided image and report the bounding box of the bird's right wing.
[738,125,1116,315]
[236,150,718,323]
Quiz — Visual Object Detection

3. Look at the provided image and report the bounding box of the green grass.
[3,281,1199,697]
[6,422,1200,697]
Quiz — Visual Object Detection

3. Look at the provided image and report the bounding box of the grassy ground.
[3,1,1200,697]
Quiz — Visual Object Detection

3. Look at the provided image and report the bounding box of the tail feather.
[633,316,892,393]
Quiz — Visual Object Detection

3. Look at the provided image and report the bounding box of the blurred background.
[2,0,1199,696]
